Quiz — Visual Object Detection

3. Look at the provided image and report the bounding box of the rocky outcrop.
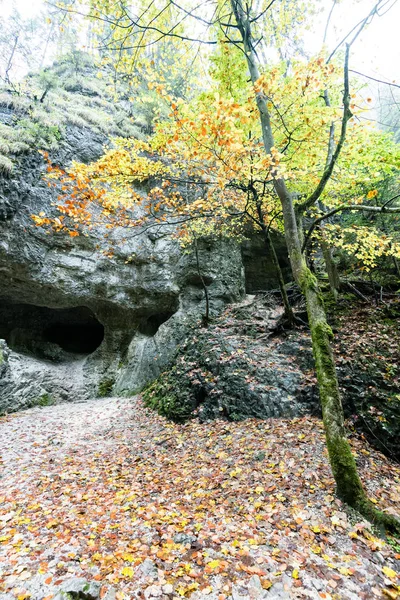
[0,59,300,415]
[332,300,400,463]
[142,295,319,422]
[0,108,245,413]
[241,232,292,293]
[113,235,244,396]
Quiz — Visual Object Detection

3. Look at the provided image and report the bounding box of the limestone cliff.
[0,56,245,413]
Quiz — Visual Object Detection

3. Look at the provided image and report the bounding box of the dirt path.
[0,398,399,600]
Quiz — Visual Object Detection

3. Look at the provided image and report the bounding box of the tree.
[0,9,43,86]
[379,87,400,144]
[35,0,400,533]
[230,0,399,533]
[0,4,80,87]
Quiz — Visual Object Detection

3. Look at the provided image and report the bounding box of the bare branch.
[327,0,389,64]
[349,69,400,90]
[48,1,218,46]
[323,0,337,45]
[297,44,352,214]
[381,192,400,209]
[250,0,278,23]
[302,201,400,252]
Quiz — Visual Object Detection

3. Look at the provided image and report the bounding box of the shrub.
[0,155,13,176]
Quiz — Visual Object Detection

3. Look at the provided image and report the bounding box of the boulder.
[142,295,319,422]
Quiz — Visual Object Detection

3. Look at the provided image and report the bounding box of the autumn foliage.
[33,57,400,269]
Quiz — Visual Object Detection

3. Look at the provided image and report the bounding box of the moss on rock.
[142,366,196,423]
[97,377,115,398]
[29,393,54,408]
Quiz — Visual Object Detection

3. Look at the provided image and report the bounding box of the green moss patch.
[142,366,196,423]
[97,377,115,398]
[28,393,55,408]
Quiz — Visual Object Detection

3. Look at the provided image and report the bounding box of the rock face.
[113,234,247,396]
[241,233,292,293]
[0,114,246,413]
[331,301,400,463]
[142,295,319,422]
[0,72,300,417]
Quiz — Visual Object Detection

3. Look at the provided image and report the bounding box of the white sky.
[309,0,400,84]
[1,0,399,84]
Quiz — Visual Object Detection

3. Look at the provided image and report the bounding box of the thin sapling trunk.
[194,237,210,325]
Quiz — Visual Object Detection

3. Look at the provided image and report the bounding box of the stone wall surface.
[0,110,245,413]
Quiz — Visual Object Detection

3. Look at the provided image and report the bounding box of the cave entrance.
[43,322,104,354]
[138,311,176,336]
[241,233,292,293]
[0,300,104,360]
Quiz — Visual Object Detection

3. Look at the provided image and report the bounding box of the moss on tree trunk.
[301,266,400,535]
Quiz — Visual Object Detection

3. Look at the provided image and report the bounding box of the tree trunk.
[266,231,294,323]
[40,86,50,103]
[231,0,399,534]
[194,237,210,325]
[318,93,341,301]
[254,199,294,322]
[393,255,400,279]
[280,198,399,533]
[5,34,19,85]
[321,240,341,300]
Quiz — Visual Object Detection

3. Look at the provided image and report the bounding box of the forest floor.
[0,397,399,600]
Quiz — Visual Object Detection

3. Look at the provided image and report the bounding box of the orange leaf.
[239,563,266,576]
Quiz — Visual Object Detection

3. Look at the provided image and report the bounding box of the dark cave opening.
[43,322,104,354]
[138,311,176,336]
[241,233,292,293]
[0,299,104,359]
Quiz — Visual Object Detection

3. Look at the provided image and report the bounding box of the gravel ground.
[0,397,399,600]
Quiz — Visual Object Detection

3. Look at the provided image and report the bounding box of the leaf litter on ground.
[0,397,399,599]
